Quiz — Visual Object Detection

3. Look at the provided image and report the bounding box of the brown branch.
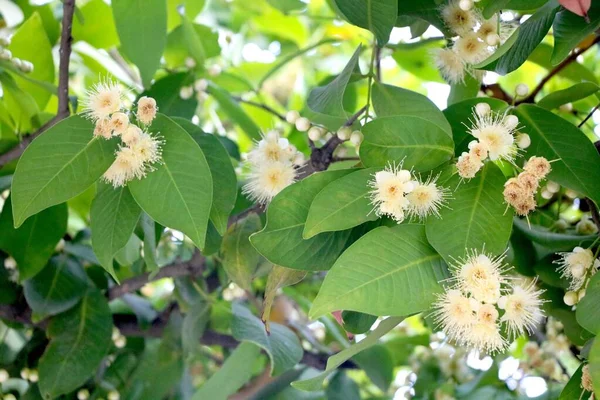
[578,101,600,128]
[0,0,75,168]
[481,83,513,103]
[232,96,287,121]
[519,35,600,104]
[228,203,265,227]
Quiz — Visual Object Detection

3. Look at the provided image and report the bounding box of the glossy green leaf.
[326,371,361,400]
[250,169,356,271]
[0,196,67,280]
[221,214,262,291]
[129,114,213,250]
[310,224,447,318]
[443,98,508,156]
[359,116,454,172]
[112,0,167,87]
[538,82,600,109]
[262,265,306,330]
[72,0,120,49]
[476,0,559,75]
[513,218,597,251]
[38,290,112,399]
[175,118,237,236]
[515,104,600,204]
[141,73,198,119]
[342,311,377,334]
[207,82,262,141]
[481,0,510,18]
[182,300,210,355]
[232,302,303,375]
[371,82,451,136]
[448,73,480,106]
[533,255,568,289]
[396,1,449,35]
[303,168,378,238]
[91,183,141,279]
[552,2,600,65]
[559,364,584,400]
[139,213,160,271]
[114,233,141,266]
[165,23,219,68]
[292,316,404,391]
[11,115,118,228]
[426,163,514,263]
[192,342,261,400]
[589,340,600,395]
[23,256,88,319]
[333,0,397,45]
[352,344,394,392]
[576,273,600,333]
[267,0,305,13]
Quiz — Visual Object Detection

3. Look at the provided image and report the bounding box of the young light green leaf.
[112,0,167,87]
[262,265,306,331]
[38,290,112,399]
[371,82,451,136]
[426,163,513,264]
[221,214,262,291]
[11,115,118,228]
[359,116,454,172]
[72,0,120,49]
[0,196,67,280]
[310,224,447,318]
[352,344,394,392]
[303,168,378,239]
[207,82,262,141]
[537,82,600,110]
[552,2,600,65]
[515,104,600,204]
[576,273,600,333]
[250,169,356,271]
[333,0,397,45]
[232,302,303,375]
[128,114,213,250]
[292,316,404,391]
[559,364,585,400]
[24,256,88,319]
[589,337,600,394]
[91,183,141,279]
[182,300,211,355]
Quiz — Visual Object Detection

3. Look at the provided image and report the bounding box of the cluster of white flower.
[434,250,545,354]
[369,165,449,223]
[77,389,119,400]
[242,130,304,204]
[82,79,162,188]
[0,37,34,74]
[503,156,552,216]
[456,103,529,179]
[179,78,209,102]
[581,364,594,395]
[19,367,38,383]
[285,111,364,146]
[555,246,600,306]
[434,1,513,84]
[520,341,566,382]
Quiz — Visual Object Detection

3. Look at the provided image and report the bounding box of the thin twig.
[0,0,75,168]
[232,96,287,121]
[108,49,143,90]
[578,101,600,128]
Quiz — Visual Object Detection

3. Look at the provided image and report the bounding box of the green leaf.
[129,114,213,250]
[232,302,303,375]
[333,0,397,45]
[38,290,112,399]
[426,163,514,264]
[250,169,356,271]
[207,82,262,141]
[303,168,378,238]
[72,0,120,49]
[475,0,559,75]
[341,311,377,334]
[396,0,449,35]
[371,82,451,136]
[141,73,198,119]
[165,23,219,68]
[590,340,600,394]
[8,12,54,109]
[139,213,160,271]
[91,183,141,279]
[537,82,600,109]
[515,104,600,204]
[182,300,210,355]
[11,115,118,228]
[175,118,237,236]
[23,256,88,319]
[533,255,568,289]
[292,316,404,391]
[481,0,510,18]
[352,344,394,392]
[559,364,585,400]
[221,214,262,291]
[576,273,600,333]
[384,333,430,366]
[530,42,598,84]
[443,98,508,156]
[0,196,67,280]
[552,2,600,65]
[448,74,480,106]
[114,233,141,266]
[326,371,360,400]
[310,224,447,318]
[267,0,305,13]
[192,342,261,400]
[306,45,361,127]
[262,265,306,330]
[513,218,597,251]
[359,116,454,172]
[112,0,167,87]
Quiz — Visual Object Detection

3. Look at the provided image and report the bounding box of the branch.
[0,0,75,168]
[578,101,600,128]
[481,83,513,103]
[232,96,287,121]
[519,35,600,104]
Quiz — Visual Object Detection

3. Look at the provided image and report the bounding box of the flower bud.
[208,64,222,76]
[504,115,519,130]
[0,36,11,47]
[578,289,587,301]
[576,218,598,235]
[184,57,196,69]
[486,33,501,46]
[4,256,16,270]
[559,103,573,112]
[516,83,529,97]
[350,130,363,146]
[179,86,193,100]
[77,389,90,400]
[307,126,322,141]
[0,49,11,60]
[20,368,29,380]
[295,117,311,132]
[459,0,473,10]
[475,102,490,117]
[285,110,300,124]
[107,391,120,400]
[336,126,351,140]
[194,79,208,92]
[0,369,8,383]
[563,291,578,306]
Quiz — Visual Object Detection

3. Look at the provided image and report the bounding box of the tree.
[0,0,599,398]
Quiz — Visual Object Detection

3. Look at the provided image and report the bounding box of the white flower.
[469,305,507,354]
[82,79,125,122]
[456,151,483,179]
[109,112,129,136]
[136,96,158,125]
[121,125,143,145]
[468,140,488,160]
[433,289,474,341]
[555,247,598,291]
[103,147,145,187]
[242,160,296,204]
[94,119,112,139]
[455,252,505,304]
[498,280,545,337]
[369,165,415,222]
[247,131,294,165]
[523,156,552,179]
[433,48,465,84]
[469,110,517,162]
[406,176,449,219]
[441,0,478,36]
[453,33,490,65]
[129,132,163,165]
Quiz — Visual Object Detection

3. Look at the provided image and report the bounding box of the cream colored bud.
[20,368,29,380]
[0,369,8,383]
[77,389,90,400]
[208,64,221,76]
[10,57,22,69]
[184,57,196,69]
[475,102,491,117]
[308,126,322,141]
[337,126,352,140]
[28,369,38,382]
[114,336,126,348]
[0,36,11,46]
[4,394,16,400]
[559,103,573,112]
[459,0,473,10]
[0,49,11,60]
[350,131,363,146]
[179,86,193,100]
[486,33,501,46]
[4,256,16,270]
[516,83,529,97]
[107,391,120,400]
[285,110,300,124]
[546,181,560,193]
[193,79,208,92]
[516,133,530,149]
[576,218,598,235]
[504,115,519,130]
[564,291,578,306]
[578,289,587,301]
[295,117,311,132]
